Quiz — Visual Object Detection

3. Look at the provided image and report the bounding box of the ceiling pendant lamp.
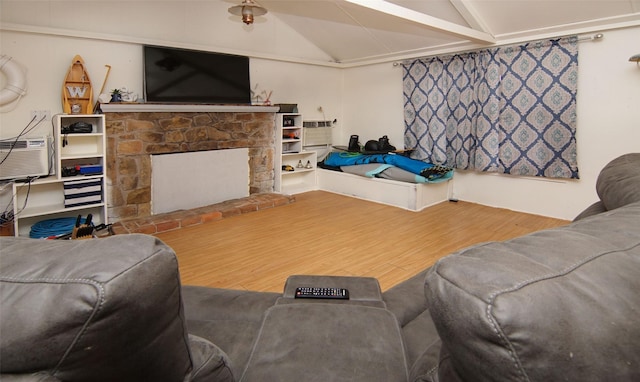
[228,0,267,25]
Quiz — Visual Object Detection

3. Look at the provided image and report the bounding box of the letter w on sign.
[66,86,87,97]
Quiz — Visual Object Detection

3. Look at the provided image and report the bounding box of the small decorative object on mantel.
[110,88,122,103]
[62,55,93,114]
[262,90,272,106]
[275,104,298,113]
[251,83,273,105]
[106,87,138,103]
[120,87,138,102]
[105,87,138,103]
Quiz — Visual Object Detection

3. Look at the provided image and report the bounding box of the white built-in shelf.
[12,114,107,237]
[274,113,317,194]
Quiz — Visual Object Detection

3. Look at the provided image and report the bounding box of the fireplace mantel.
[104,108,277,222]
[100,103,280,113]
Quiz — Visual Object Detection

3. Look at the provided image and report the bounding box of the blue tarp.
[323,152,453,181]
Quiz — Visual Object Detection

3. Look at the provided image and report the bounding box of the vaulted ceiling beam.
[449,0,492,34]
[344,0,496,44]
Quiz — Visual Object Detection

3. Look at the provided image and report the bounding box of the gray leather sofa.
[1,153,639,381]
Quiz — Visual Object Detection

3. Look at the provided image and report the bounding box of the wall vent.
[303,120,333,128]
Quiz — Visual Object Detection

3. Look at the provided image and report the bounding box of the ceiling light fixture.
[629,54,640,63]
[228,0,267,25]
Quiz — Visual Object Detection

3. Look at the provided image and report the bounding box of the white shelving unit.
[274,113,317,194]
[12,114,107,237]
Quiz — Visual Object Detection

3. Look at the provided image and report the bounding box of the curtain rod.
[392,33,604,66]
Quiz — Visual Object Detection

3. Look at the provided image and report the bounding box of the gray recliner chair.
[0,235,233,382]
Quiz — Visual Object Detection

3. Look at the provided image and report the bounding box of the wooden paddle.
[92,64,111,113]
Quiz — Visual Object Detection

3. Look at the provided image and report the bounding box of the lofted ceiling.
[255,0,640,65]
[1,1,639,67]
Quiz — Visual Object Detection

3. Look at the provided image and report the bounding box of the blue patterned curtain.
[403,36,579,179]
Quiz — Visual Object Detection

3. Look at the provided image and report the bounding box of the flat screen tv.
[143,45,251,104]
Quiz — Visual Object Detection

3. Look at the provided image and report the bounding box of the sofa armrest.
[572,200,606,221]
[596,153,640,210]
[425,202,640,381]
[240,303,408,382]
[0,235,193,382]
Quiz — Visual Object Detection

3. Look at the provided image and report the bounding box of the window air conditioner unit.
[303,120,333,128]
[0,137,50,180]
[303,120,333,146]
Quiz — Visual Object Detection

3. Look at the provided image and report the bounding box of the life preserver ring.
[0,54,28,110]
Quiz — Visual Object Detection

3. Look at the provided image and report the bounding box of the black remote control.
[295,287,350,299]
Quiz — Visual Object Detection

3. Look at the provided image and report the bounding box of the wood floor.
[155,191,569,293]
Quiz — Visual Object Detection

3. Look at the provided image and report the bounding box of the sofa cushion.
[403,311,440,379]
[596,152,640,211]
[383,269,429,327]
[383,269,440,369]
[0,235,192,381]
[182,285,281,378]
[240,303,408,382]
[423,201,640,382]
[188,334,235,382]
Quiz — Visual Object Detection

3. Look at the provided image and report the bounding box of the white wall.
[341,63,404,149]
[341,26,640,220]
[0,0,340,137]
[0,30,342,139]
[251,58,343,125]
[0,32,143,138]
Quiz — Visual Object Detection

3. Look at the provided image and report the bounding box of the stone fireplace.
[103,104,278,222]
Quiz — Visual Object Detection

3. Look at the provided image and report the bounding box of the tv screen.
[143,45,251,104]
